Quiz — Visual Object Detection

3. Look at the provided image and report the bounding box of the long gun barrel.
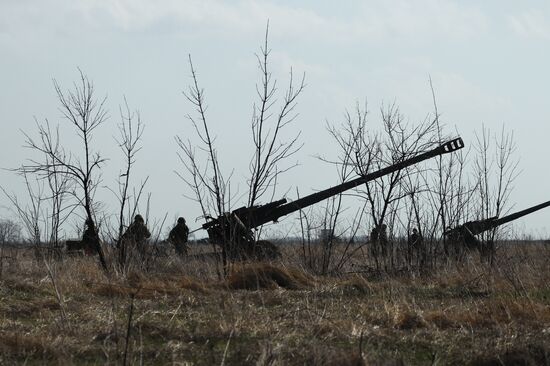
[246,137,464,228]
[490,200,550,229]
[202,137,464,260]
[446,199,550,237]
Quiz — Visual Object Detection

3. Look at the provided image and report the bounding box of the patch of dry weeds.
[227,263,314,290]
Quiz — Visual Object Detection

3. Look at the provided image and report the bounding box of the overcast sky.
[1,1,549,238]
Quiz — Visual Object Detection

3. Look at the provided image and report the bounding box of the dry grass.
[226,262,314,290]
[0,332,59,360]
[0,243,549,365]
[88,272,208,299]
[392,308,426,330]
[423,310,457,329]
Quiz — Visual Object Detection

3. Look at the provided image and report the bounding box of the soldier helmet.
[135,214,144,223]
[177,217,186,224]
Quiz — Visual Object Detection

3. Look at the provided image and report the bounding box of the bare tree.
[311,110,366,274]
[1,174,42,249]
[19,70,109,272]
[110,99,147,271]
[346,104,438,270]
[176,55,228,274]
[43,142,73,252]
[0,218,21,278]
[248,24,305,208]
[473,125,519,261]
[0,219,21,245]
[410,80,477,265]
[318,93,484,274]
[177,26,305,270]
[176,56,227,220]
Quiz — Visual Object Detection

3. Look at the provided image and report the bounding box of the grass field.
[1,243,549,365]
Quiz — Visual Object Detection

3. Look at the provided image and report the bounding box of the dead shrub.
[311,321,338,338]
[0,332,58,359]
[451,309,496,328]
[135,321,174,342]
[89,273,208,299]
[424,310,456,329]
[2,277,38,293]
[59,258,107,287]
[304,346,366,366]
[178,276,208,293]
[256,342,282,366]
[93,331,120,344]
[126,270,147,288]
[393,308,426,330]
[226,263,313,290]
[337,275,374,296]
[4,298,60,318]
[449,299,550,328]
[89,283,133,298]
[3,302,36,318]
[470,344,549,366]
[488,300,550,324]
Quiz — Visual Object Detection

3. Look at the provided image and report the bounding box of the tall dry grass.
[0,241,549,365]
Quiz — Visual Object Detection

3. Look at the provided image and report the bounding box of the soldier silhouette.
[122,214,151,255]
[370,223,388,258]
[409,228,420,245]
[82,218,99,255]
[408,228,423,266]
[169,217,190,256]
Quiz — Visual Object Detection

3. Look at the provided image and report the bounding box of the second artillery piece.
[444,199,550,250]
[202,137,465,260]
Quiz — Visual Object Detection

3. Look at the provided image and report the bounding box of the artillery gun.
[444,199,550,249]
[203,137,465,260]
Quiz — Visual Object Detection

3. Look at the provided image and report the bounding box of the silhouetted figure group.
[121,215,191,258]
[369,223,428,268]
[71,214,189,262]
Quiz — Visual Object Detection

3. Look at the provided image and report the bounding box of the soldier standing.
[82,218,99,255]
[122,214,151,255]
[169,217,190,256]
[370,223,389,259]
[408,228,423,266]
[370,225,379,258]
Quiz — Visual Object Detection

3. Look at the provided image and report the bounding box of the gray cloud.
[1,0,489,43]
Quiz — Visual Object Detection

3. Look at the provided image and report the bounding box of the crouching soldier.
[169,217,190,256]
